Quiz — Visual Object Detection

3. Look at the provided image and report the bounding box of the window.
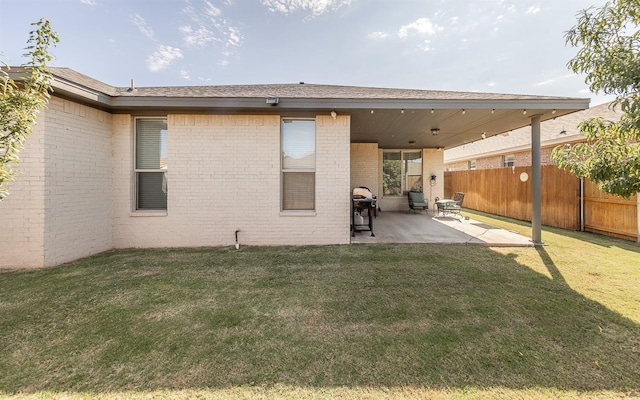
[468,160,477,170]
[383,150,422,196]
[282,119,315,210]
[503,154,515,167]
[135,118,168,210]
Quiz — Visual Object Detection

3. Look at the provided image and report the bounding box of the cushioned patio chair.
[408,190,429,214]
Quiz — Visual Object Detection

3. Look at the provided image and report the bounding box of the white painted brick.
[113,114,351,248]
[3,105,354,268]
[0,97,113,268]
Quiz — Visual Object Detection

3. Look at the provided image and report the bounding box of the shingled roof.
[7,66,589,150]
[47,67,577,102]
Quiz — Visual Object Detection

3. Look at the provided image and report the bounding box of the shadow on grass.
[466,209,640,252]
[536,246,567,285]
[0,245,639,394]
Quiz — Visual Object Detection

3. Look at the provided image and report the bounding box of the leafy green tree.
[383,158,401,196]
[0,18,59,200]
[552,0,640,198]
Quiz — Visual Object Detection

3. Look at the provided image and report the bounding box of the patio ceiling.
[347,105,584,150]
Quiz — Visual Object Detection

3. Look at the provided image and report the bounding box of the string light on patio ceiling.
[523,109,527,115]
[461,109,466,115]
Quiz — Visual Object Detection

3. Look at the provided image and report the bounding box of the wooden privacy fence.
[583,179,638,240]
[444,166,638,241]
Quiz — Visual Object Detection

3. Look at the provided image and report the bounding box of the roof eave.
[107,96,590,113]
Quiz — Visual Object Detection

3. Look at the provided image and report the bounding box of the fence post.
[637,192,640,243]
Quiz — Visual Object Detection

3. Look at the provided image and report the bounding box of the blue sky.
[0,0,612,104]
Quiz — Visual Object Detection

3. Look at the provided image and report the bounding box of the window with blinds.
[135,118,168,210]
[281,119,315,210]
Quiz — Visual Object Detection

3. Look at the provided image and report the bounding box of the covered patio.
[350,210,533,246]
[345,91,590,245]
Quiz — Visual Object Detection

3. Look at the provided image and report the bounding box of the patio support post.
[531,115,543,245]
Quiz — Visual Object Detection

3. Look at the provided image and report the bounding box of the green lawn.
[1,212,639,399]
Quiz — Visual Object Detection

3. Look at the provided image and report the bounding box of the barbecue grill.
[351,187,376,237]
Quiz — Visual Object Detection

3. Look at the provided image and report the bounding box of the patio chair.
[438,192,465,217]
[408,190,429,214]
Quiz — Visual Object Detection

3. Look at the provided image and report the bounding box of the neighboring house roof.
[444,102,620,163]
[5,66,591,149]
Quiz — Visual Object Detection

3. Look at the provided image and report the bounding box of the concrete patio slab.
[351,211,533,246]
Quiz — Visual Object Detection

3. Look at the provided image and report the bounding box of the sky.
[0,0,613,105]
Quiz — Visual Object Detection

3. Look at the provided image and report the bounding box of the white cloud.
[131,13,155,40]
[535,73,574,87]
[147,45,183,72]
[260,0,351,16]
[204,0,222,17]
[180,70,191,80]
[181,1,243,49]
[226,27,242,47]
[80,0,96,5]
[417,39,433,52]
[398,18,442,39]
[526,6,541,14]
[180,25,217,47]
[369,31,388,39]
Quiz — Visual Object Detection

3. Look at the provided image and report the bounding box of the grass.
[0,212,639,399]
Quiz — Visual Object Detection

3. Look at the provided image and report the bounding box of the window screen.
[135,118,168,210]
[282,119,315,210]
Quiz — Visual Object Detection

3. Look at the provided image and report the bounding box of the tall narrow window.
[282,119,315,210]
[503,154,515,167]
[383,152,402,196]
[383,150,422,196]
[404,151,423,193]
[135,118,168,210]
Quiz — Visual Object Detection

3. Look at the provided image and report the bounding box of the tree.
[0,18,59,200]
[552,0,640,198]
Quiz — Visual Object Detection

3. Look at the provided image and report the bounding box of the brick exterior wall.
[0,97,113,268]
[43,98,114,267]
[350,143,379,196]
[113,114,351,249]
[0,110,46,268]
[423,148,445,204]
[446,146,556,171]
